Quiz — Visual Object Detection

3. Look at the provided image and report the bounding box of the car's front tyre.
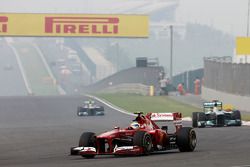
[133,131,152,155]
[79,132,96,158]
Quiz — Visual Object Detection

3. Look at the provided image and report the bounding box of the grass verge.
[242,114,250,121]
[95,93,250,121]
[95,93,201,117]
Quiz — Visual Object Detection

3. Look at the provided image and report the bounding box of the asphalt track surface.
[0,96,250,167]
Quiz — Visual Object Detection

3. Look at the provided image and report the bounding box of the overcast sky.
[176,0,249,36]
[0,0,249,36]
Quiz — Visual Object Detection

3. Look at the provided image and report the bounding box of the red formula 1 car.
[70,112,196,158]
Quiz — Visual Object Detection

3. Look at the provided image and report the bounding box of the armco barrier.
[84,66,163,93]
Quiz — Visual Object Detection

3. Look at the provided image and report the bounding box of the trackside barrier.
[149,85,154,96]
[202,86,250,113]
[204,56,250,96]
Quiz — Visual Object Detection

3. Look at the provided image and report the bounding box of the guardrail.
[99,83,150,96]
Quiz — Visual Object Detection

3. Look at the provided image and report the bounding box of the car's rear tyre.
[232,110,242,126]
[133,131,152,155]
[177,127,196,152]
[79,132,96,158]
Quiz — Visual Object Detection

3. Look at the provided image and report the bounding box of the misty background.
[0,0,248,95]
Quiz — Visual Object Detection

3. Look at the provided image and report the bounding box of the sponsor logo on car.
[151,113,174,121]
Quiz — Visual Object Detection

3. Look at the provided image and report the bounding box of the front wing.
[196,119,241,127]
[70,146,144,156]
[77,109,104,116]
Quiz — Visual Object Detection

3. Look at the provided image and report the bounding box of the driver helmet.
[130,121,140,129]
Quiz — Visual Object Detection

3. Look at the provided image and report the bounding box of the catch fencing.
[172,68,204,94]
[204,56,250,96]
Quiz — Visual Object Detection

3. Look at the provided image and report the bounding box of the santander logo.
[151,113,174,121]
[151,113,173,118]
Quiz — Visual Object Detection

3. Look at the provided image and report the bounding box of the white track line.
[8,42,33,95]
[86,94,135,116]
[242,121,250,126]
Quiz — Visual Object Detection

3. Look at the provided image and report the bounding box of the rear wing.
[84,100,95,104]
[146,112,182,131]
[149,112,182,122]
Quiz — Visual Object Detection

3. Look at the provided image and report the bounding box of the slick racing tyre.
[177,127,197,152]
[133,131,152,155]
[79,132,96,158]
[232,110,242,126]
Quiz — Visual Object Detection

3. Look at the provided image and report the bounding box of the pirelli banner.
[0,13,149,37]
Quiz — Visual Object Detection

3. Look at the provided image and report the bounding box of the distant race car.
[70,112,197,158]
[192,100,241,128]
[77,100,104,116]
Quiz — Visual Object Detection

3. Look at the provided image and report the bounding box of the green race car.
[192,100,241,128]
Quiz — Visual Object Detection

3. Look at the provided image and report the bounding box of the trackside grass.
[95,93,201,117]
[95,93,250,121]
[242,114,250,121]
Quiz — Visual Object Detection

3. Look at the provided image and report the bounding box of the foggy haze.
[0,0,247,94]
[0,0,248,36]
[1,2,250,167]
[176,0,249,36]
